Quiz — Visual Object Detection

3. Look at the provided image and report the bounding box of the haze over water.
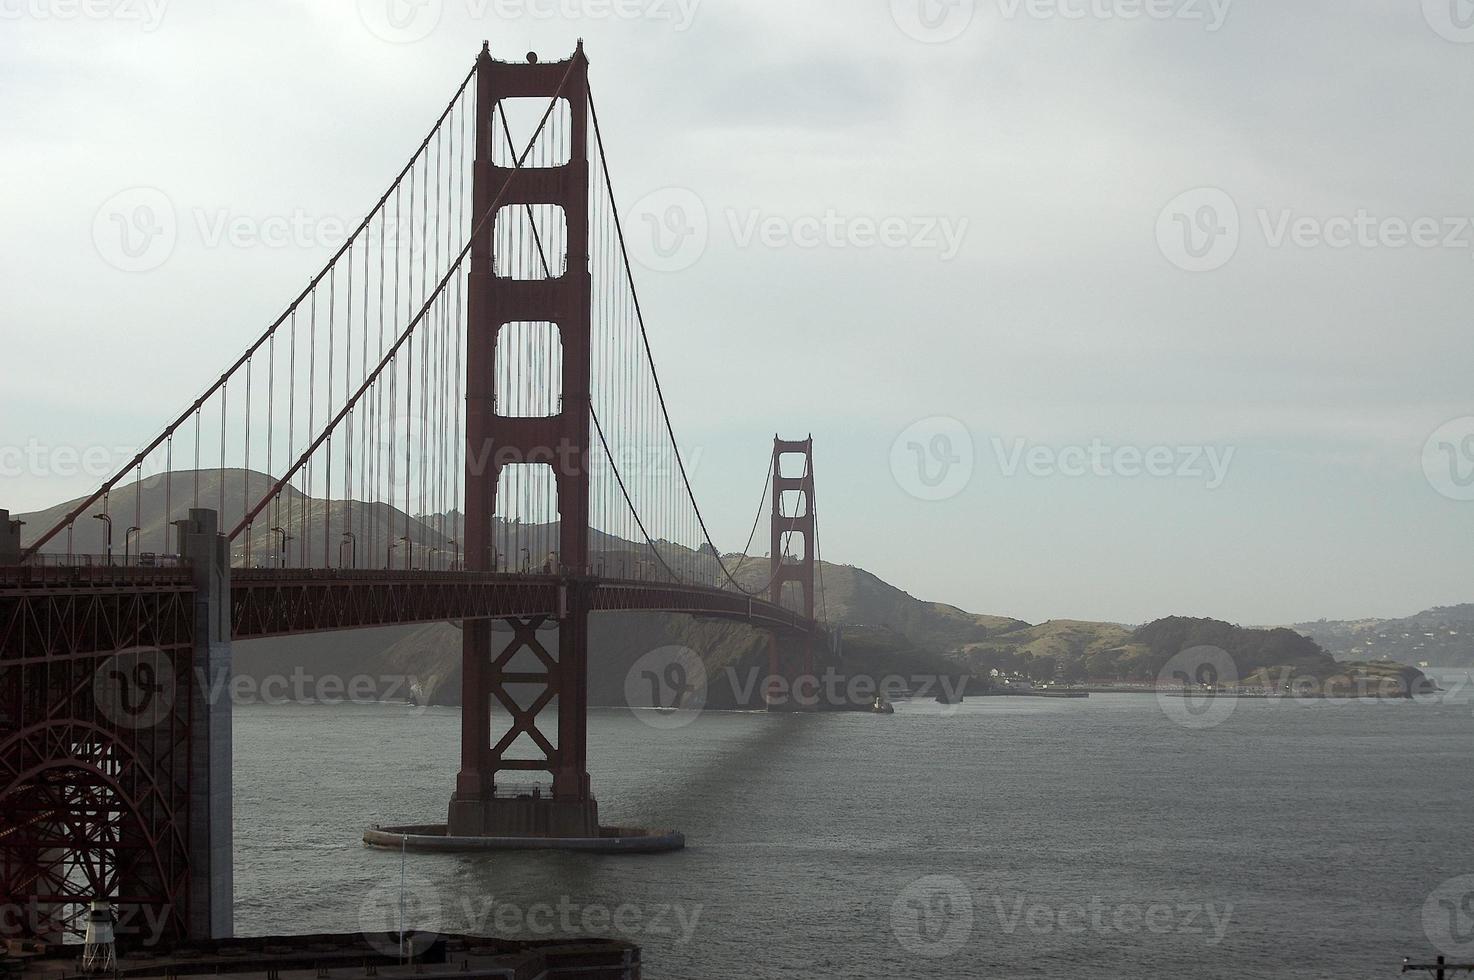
[234,680,1474,978]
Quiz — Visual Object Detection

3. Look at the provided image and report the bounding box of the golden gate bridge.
[0,42,825,946]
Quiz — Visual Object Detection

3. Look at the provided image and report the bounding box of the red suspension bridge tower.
[768,437,817,708]
[452,43,598,838]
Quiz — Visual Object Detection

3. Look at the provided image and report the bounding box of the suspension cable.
[589,89,817,600]
[228,60,579,542]
[22,61,480,562]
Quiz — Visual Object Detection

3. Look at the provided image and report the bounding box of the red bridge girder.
[230,570,811,640]
[0,567,813,659]
[0,567,194,667]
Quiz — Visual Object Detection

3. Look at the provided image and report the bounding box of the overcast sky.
[3,0,1472,626]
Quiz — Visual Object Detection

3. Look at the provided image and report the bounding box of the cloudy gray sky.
[3,0,1472,626]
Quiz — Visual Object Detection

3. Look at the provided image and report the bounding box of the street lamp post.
[270,526,290,568]
[124,526,140,566]
[341,531,357,569]
[91,513,113,566]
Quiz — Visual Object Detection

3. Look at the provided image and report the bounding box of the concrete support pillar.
[177,509,233,940]
[0,510,22,565]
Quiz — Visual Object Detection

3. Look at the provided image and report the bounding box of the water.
[234,677,1474,979]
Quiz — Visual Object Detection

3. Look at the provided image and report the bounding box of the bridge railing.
[18,552,185,569]
[0,561,191,590]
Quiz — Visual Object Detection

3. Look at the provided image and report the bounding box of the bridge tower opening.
[450,42,598,838]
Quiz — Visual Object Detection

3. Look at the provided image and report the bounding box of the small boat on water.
[871,695,895,714]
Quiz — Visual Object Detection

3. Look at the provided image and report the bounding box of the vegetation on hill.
[954,620,1134,682]
[1295,605,1474,667]
[950,615,1340,684]
[1130,617,1327,675]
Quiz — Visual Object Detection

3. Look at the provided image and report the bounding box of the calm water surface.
[234,678,1474,979]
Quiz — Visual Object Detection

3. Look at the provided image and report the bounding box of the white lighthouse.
[80,900,116,975]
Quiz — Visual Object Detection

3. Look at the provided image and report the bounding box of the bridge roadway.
[0,565,813,663]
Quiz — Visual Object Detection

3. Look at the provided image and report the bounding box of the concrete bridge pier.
[176,509,233,940]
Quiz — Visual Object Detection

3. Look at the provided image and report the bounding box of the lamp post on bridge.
[340,531,356,570]
[270,526,290,568]
[91,512,112,566]
[124,525,140,566]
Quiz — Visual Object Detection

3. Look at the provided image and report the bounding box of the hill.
[1294,605,1474,668]
[945,614,1362,685]
[10,470,1438,700]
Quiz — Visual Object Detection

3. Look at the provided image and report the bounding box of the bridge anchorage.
[2,40,831,938]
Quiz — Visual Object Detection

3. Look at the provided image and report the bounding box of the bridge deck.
[0,566,811,661]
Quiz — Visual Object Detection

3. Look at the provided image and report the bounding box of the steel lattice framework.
[0,570,193,945]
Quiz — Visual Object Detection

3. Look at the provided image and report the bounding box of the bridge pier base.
[447,795,599,839]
